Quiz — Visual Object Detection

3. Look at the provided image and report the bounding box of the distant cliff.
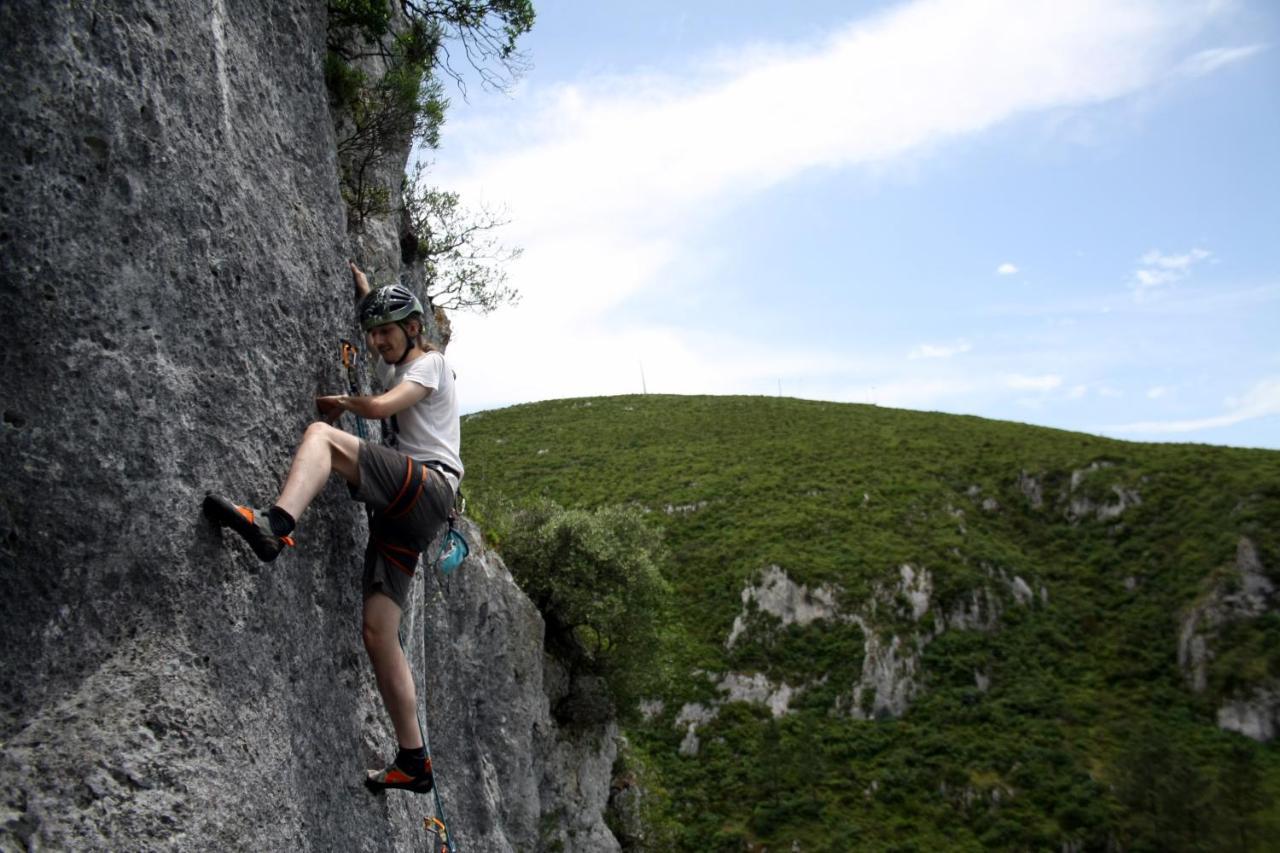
[0,3,618,850]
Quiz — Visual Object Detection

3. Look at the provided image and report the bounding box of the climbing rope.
[400,549,463,853]
[419,524,464,852]
[404,613,458,853]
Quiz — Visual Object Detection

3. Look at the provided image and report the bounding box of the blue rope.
[420,697,456,853]
[401,572,458,853]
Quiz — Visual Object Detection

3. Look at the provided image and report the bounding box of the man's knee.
[362,618,391,652]
[303,420,339,446]
[362,596,401,654]
[306,420,360,481]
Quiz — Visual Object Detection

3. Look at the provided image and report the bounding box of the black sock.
[396,745,428,775]
[268,506,295,538]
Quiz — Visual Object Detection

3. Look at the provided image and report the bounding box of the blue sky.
[421,0,1279,449]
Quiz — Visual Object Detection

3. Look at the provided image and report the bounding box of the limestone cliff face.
[0,3,616,850]
[1179,537,1280,742]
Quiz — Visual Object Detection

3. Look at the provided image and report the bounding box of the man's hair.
[402,314,441,354]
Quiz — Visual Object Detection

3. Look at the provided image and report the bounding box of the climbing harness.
[339,339,369,441]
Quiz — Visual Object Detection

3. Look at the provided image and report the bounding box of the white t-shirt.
[374,351,464,489]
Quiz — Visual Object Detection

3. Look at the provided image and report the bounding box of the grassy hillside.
[461,394,1280,851]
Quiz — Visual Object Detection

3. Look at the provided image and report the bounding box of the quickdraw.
[423,815,452,853]
[339,339,369,441]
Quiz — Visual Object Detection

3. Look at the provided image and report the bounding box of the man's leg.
[275,422,362,521]
[361,591,424,750]
[204,421,364,562]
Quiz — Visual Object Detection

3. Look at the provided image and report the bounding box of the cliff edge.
[0,3,615,850]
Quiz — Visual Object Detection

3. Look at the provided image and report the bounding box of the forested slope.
[463,394,1280,851]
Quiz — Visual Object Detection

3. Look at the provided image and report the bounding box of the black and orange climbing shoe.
[202,494,295,562]
[365,755,434,794]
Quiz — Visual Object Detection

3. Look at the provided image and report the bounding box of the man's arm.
[317,381,431,422]
[350,259,371,303]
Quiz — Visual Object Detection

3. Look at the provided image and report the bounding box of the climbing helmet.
[359,283,424,331]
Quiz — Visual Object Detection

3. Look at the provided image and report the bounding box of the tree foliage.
[500,499,671,711]
[327,0,532,84]
[326,22,443,226]
[326,1,533,229]
[404,0,534,93]
[401,162,521,313]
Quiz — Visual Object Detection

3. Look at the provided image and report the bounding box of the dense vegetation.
[462,394,1280,851]
[498,498,671,714]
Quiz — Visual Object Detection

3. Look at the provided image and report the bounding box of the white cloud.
[1141,248,1210,271]
[862,378,979,408]
[1176,44,1267,77]
[1132,247,1211,297]
[1068,384,1089,400]
[1106,378,1280,434]
[1146,385,1171,399]
[448,0,1213,223]
[997,262,1019,275]
[909,340,972,359]
[1006,374,1063,392]
[438,0,1229,409]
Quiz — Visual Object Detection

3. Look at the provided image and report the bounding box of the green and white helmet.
[359,283,424,331]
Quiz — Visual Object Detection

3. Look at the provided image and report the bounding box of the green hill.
[461,394,1280,851]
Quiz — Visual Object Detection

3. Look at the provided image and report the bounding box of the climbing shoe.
[365,756,434,794]
[202,494,295,562]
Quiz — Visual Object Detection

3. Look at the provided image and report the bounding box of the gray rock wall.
[1178,536,1280,741]
[0,3,619,850]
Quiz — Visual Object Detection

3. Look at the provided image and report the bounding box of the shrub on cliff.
[325,0,535,210]
[500,498,671,716]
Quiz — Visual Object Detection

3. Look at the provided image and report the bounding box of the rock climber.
[203,260,462,795]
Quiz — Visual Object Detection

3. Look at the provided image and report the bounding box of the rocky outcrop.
[674,702,718,757]
[1065,463,1142,523]
[0,3,619,850]
[696,563,1041,729]
[1216,686,1280,743]
[1178,537,1279,741]
[1013,463,1142,524]
[725,564,839,648]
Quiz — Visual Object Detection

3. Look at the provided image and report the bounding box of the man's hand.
[316,395,346,423]
[349,260,371,301]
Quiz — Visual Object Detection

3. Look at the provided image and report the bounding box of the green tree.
[1113,722,1212,851]
[501,499,671,715]
[1209,740,1272,852]
[326,1,534,227]
[407,0,534,93]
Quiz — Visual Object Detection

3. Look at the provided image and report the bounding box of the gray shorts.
[352,441,454,610]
